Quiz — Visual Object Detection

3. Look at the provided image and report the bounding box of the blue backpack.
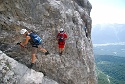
[29,33,42,45]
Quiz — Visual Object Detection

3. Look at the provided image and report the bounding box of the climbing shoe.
[28,63,34,69]
[45,51,49,55]
[59,52,62,56]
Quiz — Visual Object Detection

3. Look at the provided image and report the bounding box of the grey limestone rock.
[0,50,58,84]
[0,0,97,84]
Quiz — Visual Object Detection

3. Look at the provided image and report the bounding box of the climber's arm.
[21,36,30,46]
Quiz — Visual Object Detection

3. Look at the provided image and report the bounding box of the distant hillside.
[95,55,125,84]
[93,45,125,57]
[92,24,125,44]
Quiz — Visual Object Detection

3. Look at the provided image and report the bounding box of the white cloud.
[93,42,125,47]
[90,1,125,25]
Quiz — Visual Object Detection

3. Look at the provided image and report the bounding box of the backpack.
[29,33,42,45]
[58,33,65,44]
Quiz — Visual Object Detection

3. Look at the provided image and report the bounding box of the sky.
[89,0,125,25]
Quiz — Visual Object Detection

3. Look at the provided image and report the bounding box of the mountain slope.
[95,55,125,84]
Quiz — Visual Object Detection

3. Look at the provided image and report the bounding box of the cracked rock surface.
[0,50,58,84]
[0,0,97,84]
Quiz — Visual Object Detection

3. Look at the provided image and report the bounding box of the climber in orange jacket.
[17,29,49,68]
[57,28,68,56]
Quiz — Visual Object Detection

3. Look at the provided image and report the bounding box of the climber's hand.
[17,42,26,48]
[17,42,21,45]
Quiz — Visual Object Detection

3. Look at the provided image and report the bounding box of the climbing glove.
[17,42,21,45]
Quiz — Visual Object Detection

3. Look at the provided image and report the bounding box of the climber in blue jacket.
[17,29,49,68]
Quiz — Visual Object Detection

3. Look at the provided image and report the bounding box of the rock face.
[0,0,97,84]
[0,50,58,84]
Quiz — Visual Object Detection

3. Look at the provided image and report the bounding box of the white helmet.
[60,28,64,32]
[20,29,27,34]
